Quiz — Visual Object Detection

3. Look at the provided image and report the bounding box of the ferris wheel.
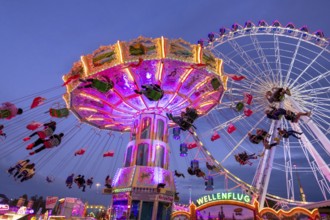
[186,20,330,207]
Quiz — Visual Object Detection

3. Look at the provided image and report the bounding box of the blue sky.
[0,0,329,207]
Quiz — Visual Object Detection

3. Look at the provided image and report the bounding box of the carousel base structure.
[109,166,176,220]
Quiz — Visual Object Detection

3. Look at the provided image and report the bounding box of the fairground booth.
[171,191,326,220]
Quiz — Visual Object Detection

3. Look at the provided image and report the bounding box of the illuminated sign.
[157,194,173,203]
[0,204,9,210]
[46,196,58,209]
[196,192,251,206]
[112,187,131,193]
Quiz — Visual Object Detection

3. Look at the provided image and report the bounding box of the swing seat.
[244,108,253,117]
[180,143,188,157]
[75,149,86,156]
[243,92,253,105]
[187,142,197,149]
[146,89,163,101]
[172,127,180,140]
[92,79,113,93]
[227,124,237,134]
[211,132,220,141]
[49,108,70,118]
[211,78,221,90]
[235,102,244,112]
[103,151,114,157]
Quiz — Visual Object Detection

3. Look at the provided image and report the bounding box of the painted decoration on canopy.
[202,50,217,70]
[128,40,157,57]
[92,46,116,67]
[169,39,194,59]
[121,37,161,62]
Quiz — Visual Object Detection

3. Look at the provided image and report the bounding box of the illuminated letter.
[217,193,221,200]
[204,196,208,203]
[228,192,232,200]
[244,195,251,203]
[237,193,243,201]
[196,197,204,206]
[233,193,237,200]
[208,195,213,202]
[221,193,227,200]
[212,194,216,201]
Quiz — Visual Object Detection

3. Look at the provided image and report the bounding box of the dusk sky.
[0,0,329,207]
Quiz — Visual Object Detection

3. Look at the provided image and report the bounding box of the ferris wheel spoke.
[250,35,275,76]
[294,70,330,91]
[297,85,330,95]
[214,50,255,77]
[274,35,283,85]
[290,45,329,87]
[228,39,266,77]
[284,35,303,85]
[309,114,330,131]
[309,103,330,114]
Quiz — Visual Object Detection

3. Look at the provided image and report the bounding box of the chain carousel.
[62,36,226,219]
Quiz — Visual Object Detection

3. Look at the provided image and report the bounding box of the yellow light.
[80,93,101,102]
[78,107,97,113]
[195,80,207,90]
[157,61,164,81]
[200,101,215,108]
[124,68,134,82]
[105,124,115,128]
[161,36,166,58]
[80,56,90,77]
[117,41,123,63]
[180,68,193,83]
[197,44,202,63]
[87,117,103,121]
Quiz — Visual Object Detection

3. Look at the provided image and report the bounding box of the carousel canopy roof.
[63,36,227,131]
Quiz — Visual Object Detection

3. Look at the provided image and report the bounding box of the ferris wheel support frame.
[252,119,281,209]
[283,133,295,201]
[288,97,330,180]
[291,122,330,200]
